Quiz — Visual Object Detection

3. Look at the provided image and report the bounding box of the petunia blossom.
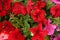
[3,0,12,10]
[12,2,26,15]
[31,9,45,23]
[51,0,60,4]
[30,23,47,40]
[44,19,57,35]
[26,0,33,15]
[53,34,60,40]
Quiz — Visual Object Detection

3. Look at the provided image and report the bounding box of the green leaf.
[23,0,28,5]
[13,0,23,2]
[24,14,30,21]
[53,17,60,27]
[54,30,58,35]
[45,36,50,40]
[46,0,54,10]
[23,20,30,36]
[33,0,36,2]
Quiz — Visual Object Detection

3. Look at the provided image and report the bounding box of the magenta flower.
[56,27,60,31]
[52,0,60,4]
[53,34,60,40]
[44,19,57,35]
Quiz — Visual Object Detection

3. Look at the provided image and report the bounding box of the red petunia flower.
[50,5,60,17]
[0,0,2,10]
[3,0,12,10]
[0,20,15,33]
[33,1,46,9]
[31,9,45,23]
[8,29,25,40]
[3,20,15,32]
[12,2,27,15]
[0,1,7,17]
[0,22,3,31]
[0,20,25,40]
[26,0,34,15]
[0,29,25,40]
[0,10,6,17]
[30,23,47,40]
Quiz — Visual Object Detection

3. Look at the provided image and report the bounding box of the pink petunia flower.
[51,0,60,4]
[44,19,57,35]
[53,34,60,40]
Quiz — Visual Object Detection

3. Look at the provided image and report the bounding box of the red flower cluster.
[0,0,27,16]
[29,1,48,40]
[30,1,46,23]
[50,5,60,17]
[0,20,25,40]
[0,0,48,40]
[26,0,46,16]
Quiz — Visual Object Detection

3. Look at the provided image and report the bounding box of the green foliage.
[23,0,28,6]
[45,36,50,40]
[9,14,35,40]
[0,15,9,22]
[46,0,54,10]
[54,30,58,35]
[46,15,60,27]
[32,0,36,2]
[13,0,23,2]
[52,17,60,27]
